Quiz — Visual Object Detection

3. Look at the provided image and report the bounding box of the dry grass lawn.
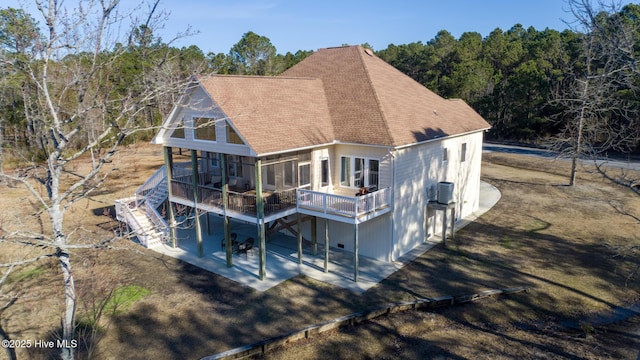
[1,146,639,359]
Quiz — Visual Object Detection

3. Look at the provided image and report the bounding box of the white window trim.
[192,116,218,143]
[340,156,380,189]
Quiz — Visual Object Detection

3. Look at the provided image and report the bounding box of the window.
[227,155,243,177]
[340,157,351,186]
[284,162,295,187]
[170,119,185,139]
[354,158,365,188]
[368,159,379,188]
[226,122,245,145]
[443,148,449,162]
[207,152,220,167]
[321,159,329,187]
[265,164,275,187]
[461,143,467,162]
[340,156,379,189]
[194,117,216,141]
[299,163,311,188]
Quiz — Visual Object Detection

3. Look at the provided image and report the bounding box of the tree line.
[377,7,640,155]
[3,4,640,162]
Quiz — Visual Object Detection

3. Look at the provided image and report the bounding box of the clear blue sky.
[5,0,583,54]
[163,0,575,54]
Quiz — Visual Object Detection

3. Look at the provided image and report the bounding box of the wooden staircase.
[116,168,170,248]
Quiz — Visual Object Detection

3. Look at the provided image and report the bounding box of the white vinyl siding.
[158,85,254,156]
[392,132,484,260]
[299,214,392,261]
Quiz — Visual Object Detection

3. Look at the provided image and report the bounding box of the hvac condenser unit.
[437,181,454,204]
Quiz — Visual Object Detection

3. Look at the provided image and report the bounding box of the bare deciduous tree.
[0,1,193,359]
[552,0,640,186]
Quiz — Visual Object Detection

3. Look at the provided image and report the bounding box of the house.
[115,45,490,282]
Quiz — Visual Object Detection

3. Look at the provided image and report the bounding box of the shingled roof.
[282,45,490,147]
[193,45,489,154]
[198,75,334,154]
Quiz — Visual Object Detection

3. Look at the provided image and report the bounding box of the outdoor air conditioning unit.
[437,181,454,204]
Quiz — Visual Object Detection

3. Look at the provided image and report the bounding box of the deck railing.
[171,178,297,217]
[145,203,169,242]
[297,187,391,218]
[115,197,154,246]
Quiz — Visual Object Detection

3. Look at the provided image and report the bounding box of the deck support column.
[442,206,447,247]
[311,217,318,255]
[296,213,302,264]
[206,212,211,235]
[255,158,266,280]
[191,150,203,257]
[164,147,177,248]
[324,218,329,273]
[354,223,359,282]
[222,154,232,267]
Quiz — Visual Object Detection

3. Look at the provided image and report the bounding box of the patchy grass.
[5,264,47,285]
[105,285,150,315]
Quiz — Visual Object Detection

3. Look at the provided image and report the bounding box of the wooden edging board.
[200,286,529,360]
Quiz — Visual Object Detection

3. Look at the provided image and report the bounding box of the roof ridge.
[204,73,319,81]
[356,46,395,146]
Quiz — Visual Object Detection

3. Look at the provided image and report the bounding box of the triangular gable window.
[226,121,245,145]
[170,119,185,139]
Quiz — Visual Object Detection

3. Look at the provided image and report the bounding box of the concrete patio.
[148,181,500,294]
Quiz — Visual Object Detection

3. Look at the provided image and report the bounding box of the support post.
[297,213,302,264]
[222,154,232,267]
[163,147,177,248]
[206,211,211,235]
[450,207,456,240]
[442,206,447,247]
[311,217,318,255]
[324,218,329,273]
[191,150,203,257]
[255,158,266,280]
[354,223,359,282]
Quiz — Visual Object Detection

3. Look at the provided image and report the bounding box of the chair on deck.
[221,232,238,250]
[236,237,255,259]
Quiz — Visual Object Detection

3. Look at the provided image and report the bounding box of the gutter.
[392,128,491,151]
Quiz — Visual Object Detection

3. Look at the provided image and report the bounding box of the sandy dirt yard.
[1,145,639,360]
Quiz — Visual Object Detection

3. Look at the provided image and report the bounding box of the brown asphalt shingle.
[282,46,490,146]
[195,45,490,154]
[198,75,334,155]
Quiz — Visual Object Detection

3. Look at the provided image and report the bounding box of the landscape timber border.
[200,286,529,360]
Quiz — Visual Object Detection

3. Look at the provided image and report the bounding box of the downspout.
[389,147,396,262]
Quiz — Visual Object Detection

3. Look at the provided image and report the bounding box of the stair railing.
[135,166,167,207]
